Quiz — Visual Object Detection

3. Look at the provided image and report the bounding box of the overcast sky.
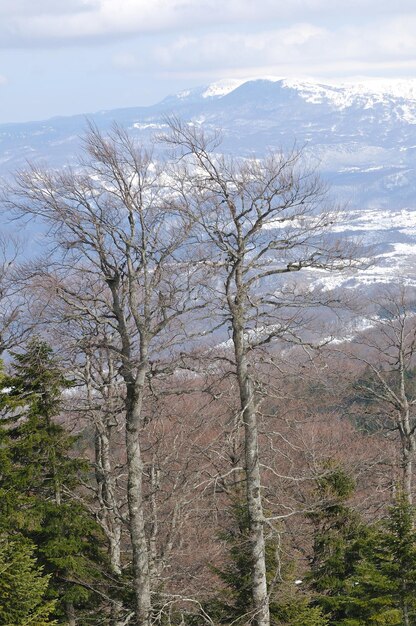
[1,0,416,123]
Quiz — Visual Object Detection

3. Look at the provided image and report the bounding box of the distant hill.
[2,77,416,290]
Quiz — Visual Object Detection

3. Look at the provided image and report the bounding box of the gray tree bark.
[125,367,152,626]
[233,310,270,626]
[164,116,352,626]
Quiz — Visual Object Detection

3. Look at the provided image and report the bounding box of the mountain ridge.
[1,76,416,290]
[1,76,415,208]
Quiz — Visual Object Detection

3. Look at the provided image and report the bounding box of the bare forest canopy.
[0,122,416,626]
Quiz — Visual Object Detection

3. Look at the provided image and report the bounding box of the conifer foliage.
[345,496,416,626]
[307,465,364,621]
[0,536,56,626]
[0,339,106,621]
[209,499,328,626]
[308,467,416,626]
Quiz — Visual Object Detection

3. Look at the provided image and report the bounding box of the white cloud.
[1,1,416,47]
[149,15,416,77]
[0,0,95,18]
[152,26,327,72]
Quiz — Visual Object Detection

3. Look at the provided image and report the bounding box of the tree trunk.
[108,521,123,626]
[232,312,270,626]
[88,353,124,577]
[110,279,152,626]
[402,591,410,626]
[402,443,413,506]
[66,601,76,626]
[399,349,414,505]
[125,366,152,626]
[95,426,123,574]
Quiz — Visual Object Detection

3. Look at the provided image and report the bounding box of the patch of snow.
[361,165,385,172]
[132,122,168,130]
[400,105,416,124]
[385,242,416,256]
[198,75,286,100]
[176,89,191,99]
[202,79,249,99]
[183,76,416,124]
[331,208,416,233]
[279,78,416,120]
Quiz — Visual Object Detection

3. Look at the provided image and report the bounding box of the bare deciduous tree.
[4,119,359,626]
[343,285,416,505]
[3,124,205,626]
[0,235,32,354]
[163,118,355,626]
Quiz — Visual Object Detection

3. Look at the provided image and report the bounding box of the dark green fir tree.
[206,497,327,626]
[345,495,416,626]
[0,339,107,623]
[306,464,368,625]
[0,535,56,626]
[306,465,416,626]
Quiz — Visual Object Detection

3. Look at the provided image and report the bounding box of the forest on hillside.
[0,122,415,626]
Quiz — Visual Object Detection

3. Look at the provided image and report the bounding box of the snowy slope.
[1,76,416,287]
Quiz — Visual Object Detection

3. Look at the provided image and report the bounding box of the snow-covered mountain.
[2,77,416,206]
[1,77,416,286]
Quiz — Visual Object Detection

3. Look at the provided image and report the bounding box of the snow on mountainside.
[174,76,416,120]
[283,78,416,118]
[1,76,416,289]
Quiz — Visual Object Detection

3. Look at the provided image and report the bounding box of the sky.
[1,0,416,123]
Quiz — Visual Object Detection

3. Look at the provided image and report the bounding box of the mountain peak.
[172,76,416,111]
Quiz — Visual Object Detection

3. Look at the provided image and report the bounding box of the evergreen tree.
[5,338,79,505]
[207,499,327,626]
[307,466,416,626]
[345,496,416,626]
[209,500,256,624]
[306,465,368,625]
[0,339,107,622]
[0,534,56,625]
